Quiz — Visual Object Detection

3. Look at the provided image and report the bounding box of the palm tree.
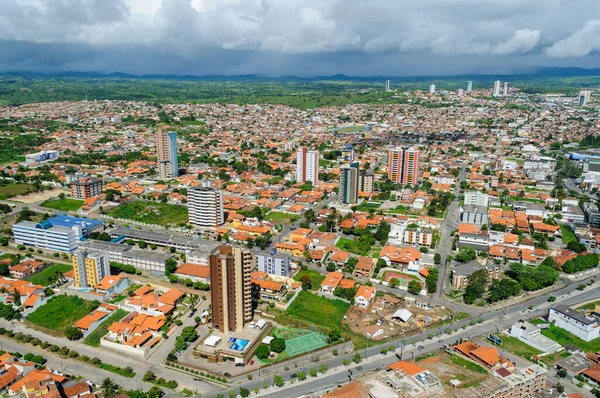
[101,378,118,398]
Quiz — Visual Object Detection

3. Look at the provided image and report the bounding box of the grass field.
[542,324,600,352]
[107,201,188,226]
[449,354,488,374]
[580,300,600,310]
[499,335,542,361]
[293,270,325,290]
[286,291,349,330]
[41,198,84,212]
[26,263,72,286]
[560,225,577,244]
[0,183,38,199]
[354,202,381,212]
[26,294,100,333]
[336,237,369,256]
[264,211,299,223]
[84,309,129,347]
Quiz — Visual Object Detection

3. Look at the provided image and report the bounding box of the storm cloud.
[0,0,599,76]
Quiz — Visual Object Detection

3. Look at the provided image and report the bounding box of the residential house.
[354,286,376,309]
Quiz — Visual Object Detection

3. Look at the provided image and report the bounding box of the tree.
[165,258,178,274]
[180,326,198,342]
[328,329,341,343]
[300,275,312,290]
[455,247,477,263]
[138,240,147,249]
[309,368,317,377]
[567,241,587,253]
[408,280,422,295]
[256,345,270,359]
[557,369,567,378]
[273,375,284,387]
[304,208,316,223]
[101,378,118,398]
[270,337,286,353]
[298,371,306,381]
[319,364,328,374]
[555,382,564,394]
[426,268,439,293]
[239,388,249,398]
[64,326,83,341]
[434,253,441,264]
[389,278,400,288]
[326,263,337,272]
[143,371,156,382]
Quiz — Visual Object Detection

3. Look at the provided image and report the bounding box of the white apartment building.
[256,250,291,277]
[296,148,319,184]
[549,305,600,342]
[464,191,489,207]
[188,186,225,229]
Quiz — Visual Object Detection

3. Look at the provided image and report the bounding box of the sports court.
[284,332,329,356]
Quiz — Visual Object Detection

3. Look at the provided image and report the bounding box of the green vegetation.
[0,183,40,199]
[41,198,84,212]
[286,291,349,330]
[84,309,129,347]
[336,236,374,256]
[580,300,600,310]
[499,335,542,360]
[563,253,599,274]
[0,133,51,165]
[449,354,488,374]
[107,201,188,227]
[354,202,381,212]
[264,211,299,223]
[293,270,325,290]
[26,294,100,332]
[542,324,600,352]
[560,225,577,244]
[26,263,72,286]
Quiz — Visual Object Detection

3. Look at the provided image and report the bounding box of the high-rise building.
[388,147,420,185]
[385,80,390,92]
[359,170,374,193]
[188,186,224,228]
[342,144,355,162]
[579,90,592,106]
[296,147,319,184]
[492,80,501,97]
[503,82,509,96]
[256,250,291,277]
[72,249,110,288]
[209,245,253,333]
[429,84,436,94]
[70,177,103,199]
[156,126,179,179]
[456,89,464,96]
[339,161,360,204]
[466,81,473,93]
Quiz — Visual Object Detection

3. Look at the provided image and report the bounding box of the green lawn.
[26,294,100,332]
[109,295,127,304]
[542,325,600,352]
[293,270,325,290]
[449,354,488,374]
[107,201,188,226]
[0,183,38,199]
[336,237,369,256]
[580,300,600,310]
[499,335,542,360]
[354,202,381,212]
[84,309,129,347]
[26,263,72,286]
[286,291,349,330]
[560,225,577,244]
[41,198,84,212]
[264,211,299,223]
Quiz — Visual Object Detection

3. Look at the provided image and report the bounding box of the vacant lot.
[84,309,129,347]
[336,237,369,256]
[264,211,298,223]
[0,184,37,199]
[293,269,325,290]
[108,201,188,226]
[26,263,72,286]
[41,198,84,212]
[560,225,577,244]
[542,324,600,352]
[499,334,542,361]
[354,202,381,212]
[26,295,100,333]
[419,354,490,390]
[286,291,349,330]
[11,188,66,204]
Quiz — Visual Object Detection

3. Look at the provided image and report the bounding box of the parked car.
[418,345,425,351]
[299,367,306,372]
[224,372,232,377]
[290,373,298,378]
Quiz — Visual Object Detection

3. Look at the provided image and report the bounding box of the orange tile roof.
[159,288,185,305]
[74,310,109,330]
[387,360,426,376]
[175,263,210,278]
[355,285,375,300]
[321,381,370,398]
[9,369,66,394]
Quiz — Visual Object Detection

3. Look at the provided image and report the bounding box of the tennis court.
[285,332,329,356]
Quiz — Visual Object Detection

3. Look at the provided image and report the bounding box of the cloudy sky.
[1,0,600,76]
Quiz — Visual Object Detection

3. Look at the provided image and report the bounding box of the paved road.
[564,178,597,201]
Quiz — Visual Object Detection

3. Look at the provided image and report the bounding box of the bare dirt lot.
[12,189,67,204]
[418,354,492,394]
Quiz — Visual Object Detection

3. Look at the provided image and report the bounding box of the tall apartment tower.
[188,186,224,228]
[72,249,110,288]
[209,246,254,334]
[359,170,374,193]
[156,126,179,179]
[429,84,436,94]
[70,177,103,199]
[579,90,592,106]
[492,80,501,97]
[385,80,390,92]
[503,82,509,96]
[339,161,360,204]
[296,147,319,184]
[466,81,473,93]
[388,147,420,185]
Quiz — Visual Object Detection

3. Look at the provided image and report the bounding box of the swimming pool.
[229,337,249,351]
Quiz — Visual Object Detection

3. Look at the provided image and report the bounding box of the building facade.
[296,147,319,184]
[72,249,110,288]
[388,147,420,185]
[209,246,254,333]
[25,150,59,165]
[464,191,489,207]
[78,240,173,274]
[339,161,360,204]
[70,177,103,199]
[342,144,355,161]
[359,170,374,193]
[493,80,501,97]
[156,126,179,179]
[404,228,433,246]
[549,305,600,342]
[580,90,591,106]
[188,186,225,229]
[256,250,291,277]
[461,205,489,225]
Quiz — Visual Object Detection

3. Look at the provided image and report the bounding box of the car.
[356,366,362,370]
[290,373,298,378]
[235,363,245,367]
[376,367,383,371]
[417,345,425,351]
[250,360,255,366]
[224,372,231,377]
[218,371,223,375]
[193,377,201,381]
[299,367,306,372]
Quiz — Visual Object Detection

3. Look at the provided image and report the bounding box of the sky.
[1,0,600,77]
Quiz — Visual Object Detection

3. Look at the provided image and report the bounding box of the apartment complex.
[339,161,360,204]
[464,191,490,207]
[404,227,433,246]
[70,177,103,199]
[209,246,254,333]
[188,186,225,228]
[78,240,173,274]
[72,249,110,288]
[13,216,103,253]
[296,147,319,184]
[156,126,179,179]
[452,261,501,290]
[256,250,291,277]
[388,147,420,185]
